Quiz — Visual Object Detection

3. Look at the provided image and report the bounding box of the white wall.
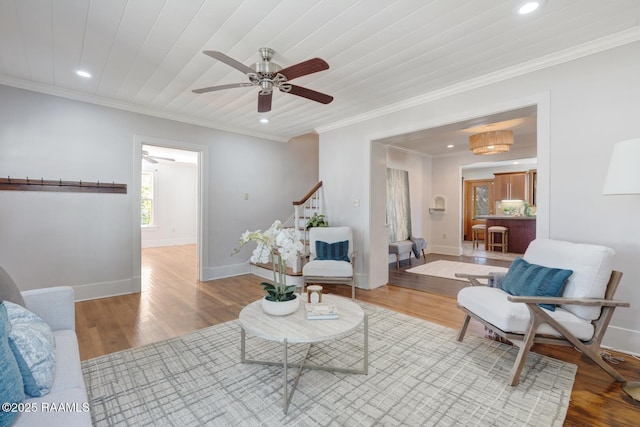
[141,161,197,248]
[0,84,318,300]
[319,41,640,354]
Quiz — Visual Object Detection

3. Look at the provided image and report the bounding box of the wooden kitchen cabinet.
[494,172,526,201]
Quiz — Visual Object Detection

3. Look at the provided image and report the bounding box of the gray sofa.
[7,285,91,426]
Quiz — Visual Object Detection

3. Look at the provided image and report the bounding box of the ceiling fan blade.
[202,50,255,75]
[258,92,272,113]
[284,85,333,104]
[192,82,254,94]
[278,58,329,81]
[143,156,158,164]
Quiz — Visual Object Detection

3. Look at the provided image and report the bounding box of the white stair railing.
[291,181,323,273]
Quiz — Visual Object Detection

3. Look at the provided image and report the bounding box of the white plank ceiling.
[1,0,639,146]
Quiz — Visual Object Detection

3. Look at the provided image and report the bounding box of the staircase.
[249,181,324,284]
[292,181,323,263]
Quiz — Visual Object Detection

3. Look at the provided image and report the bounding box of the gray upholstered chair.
[302,226,356,299]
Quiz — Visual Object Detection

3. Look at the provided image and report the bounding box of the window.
[141,171,155,226]
[474,185,489,217]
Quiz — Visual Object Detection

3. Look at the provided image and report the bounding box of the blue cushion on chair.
[315,240,350,262]
[0,302,24,426]
[501,257,573,311]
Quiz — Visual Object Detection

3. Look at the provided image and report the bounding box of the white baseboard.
[203,262,250,281]
[602,325,640,357]
[141,238,196,248]
[428,245,463,256]
[73,277,140,301]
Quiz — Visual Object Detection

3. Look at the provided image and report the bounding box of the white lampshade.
[602,138,640,195]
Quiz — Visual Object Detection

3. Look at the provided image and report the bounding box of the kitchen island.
[476,215,536,254]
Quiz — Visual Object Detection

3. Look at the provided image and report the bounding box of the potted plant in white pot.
[234,220,304,315]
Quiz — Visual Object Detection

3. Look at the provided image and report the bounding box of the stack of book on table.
[306,302,339,320]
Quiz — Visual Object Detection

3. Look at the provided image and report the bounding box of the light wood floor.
[76,245,640,426]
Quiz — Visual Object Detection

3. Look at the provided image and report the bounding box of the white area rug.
[406,260,509,281]
[82,302,574,426]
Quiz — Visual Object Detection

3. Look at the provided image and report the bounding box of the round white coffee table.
[238,293,368,414]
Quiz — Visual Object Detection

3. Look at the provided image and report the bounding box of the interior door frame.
[133,135,209,285]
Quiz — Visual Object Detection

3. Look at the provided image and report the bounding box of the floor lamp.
[602,137,640,402]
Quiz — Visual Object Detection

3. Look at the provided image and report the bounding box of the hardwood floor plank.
[75,244,640,425]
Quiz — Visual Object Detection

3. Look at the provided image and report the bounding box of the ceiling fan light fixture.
[469,130,514,155]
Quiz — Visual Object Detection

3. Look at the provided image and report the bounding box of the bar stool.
[488,226,509,253]
[471,224,486,249]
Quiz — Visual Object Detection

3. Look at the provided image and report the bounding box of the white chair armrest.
[20,286,76,332]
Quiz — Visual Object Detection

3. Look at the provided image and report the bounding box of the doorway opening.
[140,144,200,288]
[463,179,493,241]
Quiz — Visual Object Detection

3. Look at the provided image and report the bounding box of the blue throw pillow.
[5,301,56,397]
[0,302,24,426]
[501,258,573,311]
[315,240,350,262]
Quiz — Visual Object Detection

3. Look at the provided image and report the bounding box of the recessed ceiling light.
[76,70,92,78]
[518,1,543,15]
[447,144,454,148]
[259,118,269,124]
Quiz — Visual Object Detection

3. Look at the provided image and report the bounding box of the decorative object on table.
[234,220,304,315]
[305,302,339,320]
[307,285,323,303]
[305,212,328,229]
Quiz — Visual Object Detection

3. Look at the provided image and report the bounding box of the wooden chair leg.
[457,314,471,342]
[508,312,544,386]
[395,254,400,269]
[421,249,426,263]
[528,305,627,383]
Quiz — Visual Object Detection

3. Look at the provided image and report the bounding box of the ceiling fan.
[142,150,175,164]
[192,48,333,113]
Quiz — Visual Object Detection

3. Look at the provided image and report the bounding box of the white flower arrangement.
[235,220,304,301]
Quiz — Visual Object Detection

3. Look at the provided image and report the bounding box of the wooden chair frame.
[456,270,630,386]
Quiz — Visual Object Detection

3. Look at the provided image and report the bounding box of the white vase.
[261,294,300,316]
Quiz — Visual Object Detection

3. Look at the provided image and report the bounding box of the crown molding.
[315,27,640,134]
[0,76,288,143]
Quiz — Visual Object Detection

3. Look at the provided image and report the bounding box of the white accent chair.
[302,227,356,299]
[456,239,630,387]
